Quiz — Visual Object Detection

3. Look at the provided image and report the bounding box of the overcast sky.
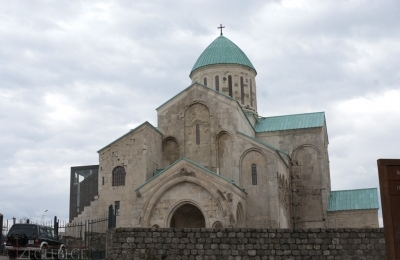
[1,0,399,227]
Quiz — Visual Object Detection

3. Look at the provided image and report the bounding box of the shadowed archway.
[170,204,206,228]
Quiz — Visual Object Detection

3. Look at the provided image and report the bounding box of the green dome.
[190,36,256,75]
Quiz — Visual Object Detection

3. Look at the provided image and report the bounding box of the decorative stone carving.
[178,168,196,177]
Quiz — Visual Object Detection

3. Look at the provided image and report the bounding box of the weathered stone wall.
[106,228,386,260]
[327,209,379,228]
[257,127,330,229]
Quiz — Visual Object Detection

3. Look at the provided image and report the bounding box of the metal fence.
[1,206,116,259]
[60,217,108,259]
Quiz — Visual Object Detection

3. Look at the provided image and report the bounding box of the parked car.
[5,223,66,259]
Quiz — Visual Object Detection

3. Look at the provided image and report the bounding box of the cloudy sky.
[1,0,399,227]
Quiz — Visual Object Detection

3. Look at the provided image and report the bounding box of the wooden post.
[377,159,400,260]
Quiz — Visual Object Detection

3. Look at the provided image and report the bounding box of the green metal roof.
[328,188,379,212]
[255,112,325,132]
[190,35,256,75]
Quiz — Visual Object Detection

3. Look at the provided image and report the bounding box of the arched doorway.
[170,204,206,228]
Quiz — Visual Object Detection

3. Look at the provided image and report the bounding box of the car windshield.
[8,225,37,237]
[39,226,55,238]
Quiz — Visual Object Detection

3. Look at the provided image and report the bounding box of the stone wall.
[327,209,379,228]
[106,228,386,260]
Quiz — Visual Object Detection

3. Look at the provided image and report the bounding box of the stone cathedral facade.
[70,34,379,229]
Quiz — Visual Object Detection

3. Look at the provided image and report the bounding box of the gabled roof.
[255,112,325,132]
[190,35,256,76]
[328,188,379,212]
[156,82,255,133]
[97,121,162,153]
[134,157,246,193]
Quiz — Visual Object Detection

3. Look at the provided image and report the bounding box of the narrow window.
[252,164,257,185]
[228,75,232,97]
[240,77,244,104]
[115,201,120,216]
[196,124,200,145]
[102,177,104,185]
[250,79,253,107]
[112,166,126,186]
[215,76,219,91]
[203,77,207,86]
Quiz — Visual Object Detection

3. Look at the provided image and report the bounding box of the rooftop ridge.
[258,111,325,119]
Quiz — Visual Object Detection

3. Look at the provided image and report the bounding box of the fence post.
[108,205,115,229]
[54,216,59,237]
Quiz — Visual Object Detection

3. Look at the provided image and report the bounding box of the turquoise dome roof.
[190,36,256,75]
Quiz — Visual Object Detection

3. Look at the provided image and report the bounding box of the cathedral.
[69,31,379,229]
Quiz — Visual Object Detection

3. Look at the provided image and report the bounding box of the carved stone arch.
[212,221,223,228]
[291,144,323,228]
[184,103,211,168]
[292,144,322,161]
[239,148,269,169]
[162,136,180,166]
[166,200,207,228]
[239,148,272,227]
[183,101,210,117]
[216,131,233,179]
[162,136,180,147]
[236,202,244,228]
[215,130,233,141]
[239,148,269,189]
[140,175,229,227]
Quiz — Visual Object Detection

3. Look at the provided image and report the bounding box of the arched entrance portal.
[170,204,206,228]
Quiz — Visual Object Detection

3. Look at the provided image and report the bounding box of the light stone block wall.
[71,124,162,226]
[327,209,379,228]
[149,81,294,229]
[256,126,330,229]
[157,84,255,175]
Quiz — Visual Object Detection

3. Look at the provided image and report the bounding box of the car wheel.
[8,249,17,259]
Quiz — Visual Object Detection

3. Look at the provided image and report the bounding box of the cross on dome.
[218,24,225,36]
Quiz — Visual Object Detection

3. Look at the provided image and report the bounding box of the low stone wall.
[106,228,386,260]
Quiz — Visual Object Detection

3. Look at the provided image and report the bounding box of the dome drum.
[190,35,258,114]
[190,64,257,113]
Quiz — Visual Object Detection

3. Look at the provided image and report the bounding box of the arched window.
[112,166,126,186]
[250,79,253,107]
[228,75,232,97]
[215,76,219,92]
[203,77,207,86]
[196,124,200,145]
[240,77,244,104]
[212,221,223,228]
[251,164,257,185]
